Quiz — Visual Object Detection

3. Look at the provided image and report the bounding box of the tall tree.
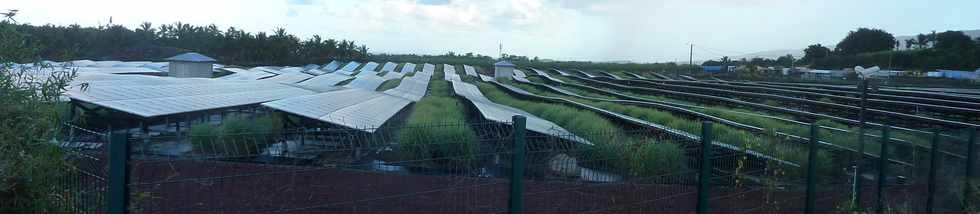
[801,44,831,63]
[834,28,895,55]
[934,30,974,51]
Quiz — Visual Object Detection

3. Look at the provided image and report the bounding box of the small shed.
[494,60,516,80]
[166,52,217,78]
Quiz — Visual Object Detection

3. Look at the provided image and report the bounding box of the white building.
[166,52,217,78]
[494,60,516,80]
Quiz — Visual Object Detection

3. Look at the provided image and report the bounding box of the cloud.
[286,0,313,5]
[286,8,299,17]
[417,0,450,6]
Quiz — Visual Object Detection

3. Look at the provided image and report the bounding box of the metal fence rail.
[55,118,978,213]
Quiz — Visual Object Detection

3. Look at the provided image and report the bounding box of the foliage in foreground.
[395,69,477,169]
[189,114,283,156]
[0,19,77,213]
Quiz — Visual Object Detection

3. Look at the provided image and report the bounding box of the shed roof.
[165,52,217,62]
[494,60,516,67]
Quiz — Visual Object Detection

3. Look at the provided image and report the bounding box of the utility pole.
[687,43,694,78]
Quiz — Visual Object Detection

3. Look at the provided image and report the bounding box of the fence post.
[926,130,940,214]
[107,133,129,214]
[696,121,713,214]
[875,126,890,214]
[966,128,977,209]
[805,123,819,214]
[508,115,527,214]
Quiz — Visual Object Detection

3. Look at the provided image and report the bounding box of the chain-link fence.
[56,118,978,214]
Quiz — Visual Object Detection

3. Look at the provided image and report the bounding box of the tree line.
[10,21,369,66]
[802,28,980,71]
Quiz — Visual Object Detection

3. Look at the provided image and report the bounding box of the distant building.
[166,52,217,78]
[927,69,979,80]
[703,65,735,72]
[802,69,848,80]
[494,60,516,80]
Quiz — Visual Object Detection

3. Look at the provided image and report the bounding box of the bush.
[395,70,477,169]
[631,142,686,177]
[189,114,282,156]
[1,22,74,212]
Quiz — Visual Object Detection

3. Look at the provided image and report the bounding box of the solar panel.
[302,69,329,76]
[552,69,570,76]
[91,61,124,67]
[322,60,342,71]
[382,70,404,80]
[252,66,284,74]
[464,65,478,77]
[422,63,435,74]
[400,63,416,73]
[296,73,352,92]
[359,62,380,72]
[69,80,314,118]
[278,67,306,73]
[447,80,590,145]
[529,68,564,83]
[338,62,361,75]
[344,74,386,90]
[625,72,648,79]
[479,74,494,82]
[68,60,96,67]
[444,67,462,82]
[141,62,169,71]
[259,72,314,84]
[302,64,320,71]
[262,89,412,132]
[112,61,152,67]
[600,71,622,79]
[513,69,527,78]
[218,68,276,80]
[383,69,432,101]
[73,67,166,74]
[381,62,398,72]
[573,69,596,78]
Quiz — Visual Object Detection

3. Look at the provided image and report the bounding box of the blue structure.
[702,66,723,72]
[929,69,979,80]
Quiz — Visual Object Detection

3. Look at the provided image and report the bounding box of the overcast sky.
[5,0,980,62]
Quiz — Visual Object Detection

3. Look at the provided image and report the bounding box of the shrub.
[395,70,477,169]
[189,114,282,156]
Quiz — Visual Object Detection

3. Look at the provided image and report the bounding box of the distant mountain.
[729,49,805,61]
[732,29,980,60]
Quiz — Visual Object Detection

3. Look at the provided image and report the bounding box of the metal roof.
[494,60,516,67]
[165,52,217,62]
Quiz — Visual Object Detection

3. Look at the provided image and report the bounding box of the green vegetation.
[1,20,74,212]
[504,78,830,175]
[394,67,477,169]
[189,114,283,156]
[474,80,687,177]
[376,78,402,91]
[10,21,368,65]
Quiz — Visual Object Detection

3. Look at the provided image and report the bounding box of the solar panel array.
[337,62,361,75]
[422,63,435,74]
[400,63,416,73]
[259,72,314,84]
[296,73,352,92]
[384,68,433,102]
[479,74,494,82]
[463,65,478,77]
[446,77,590,145]
[600,71,622,79]
[262,88,412,132]
[552,69,570,76]
[573,69,596,78]
[381,62,398,72]
[218,68,277,80]
[513,69,531,82]
[529,68,564,83]
[252,66,285,74]
[322,60,342,71]
[625,72,647,79]
[444,66,462,82]
[344,74,387,91]
[68,80,314,118]
[382,70,404,80]
[359,62,380,72]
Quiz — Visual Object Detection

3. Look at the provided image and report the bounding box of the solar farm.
[33,59,979,213]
